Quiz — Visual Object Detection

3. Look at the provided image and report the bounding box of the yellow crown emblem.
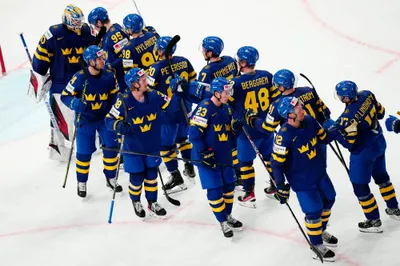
[307,149,317,160]
[225,124,231,131]
[85,94,96,101]
[310,137,317,147]
[68,56,80,63]
[214,124,223,132]
[297,143,309,154]
[99,93,108,101]
[218,133,228,142]
[146,113,157,121]
[132,117,144,124]
[91,102,103,110]
[61,48,72,55]
[75,47,84,54]
[140,124,152,132]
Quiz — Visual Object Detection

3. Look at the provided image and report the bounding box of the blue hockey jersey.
[105,89,183,153]
[100,23,129,64]
[335,90,385,154]
[122,31,159,73]
[189,99,234,166]
[61,68,119,124]
[253,86,330,134]
[32,23,95,92]
[198,56,239,83]
[271,115,333,191]
[147,56,197,123]
[230,70,279,139]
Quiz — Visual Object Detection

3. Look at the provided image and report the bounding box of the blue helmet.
[155,36,177,55]
[123,14,144,33]
[277,97,300,119]
[236,46,259,66]
[335,80,358,101]
[88,7,108,25]
[202,36,224,57]
[83,45,104,64]
[62,4,84,30]
[210,77,233,96]
[125,68,146,88]
[273,69,296,90]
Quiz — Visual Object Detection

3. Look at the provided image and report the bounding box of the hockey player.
[30,4,96,162]
[198,36,241,187]
[271,97,338,262]
[147,36,197,193]
[87,7,129,90]
[230,46,279,207]
[121,14,160,81]
[170,46,279,207]
[385,115,400,133]
[189,77,242,237]
[331,81,400,232]
[244,69,331,197]
[105,68,187,218]
[61,45,122,198]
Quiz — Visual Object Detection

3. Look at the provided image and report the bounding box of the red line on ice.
[302,0,400,74]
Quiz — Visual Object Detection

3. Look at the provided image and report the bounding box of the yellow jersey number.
[244,88,270,113]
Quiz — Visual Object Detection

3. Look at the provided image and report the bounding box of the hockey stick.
[101,146,233,168]
[108,94,128,223]
[62,60,88,188]
[165,35,191,125]
[299,73,349,176]
[131,0,144,18]
[158,167,180,206]
[241,126,324,263]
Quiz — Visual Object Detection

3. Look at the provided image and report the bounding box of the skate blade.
[323,241,338,248]
[313,254,335,262]
[238,201,256,209]
[264,193,277,200]
[163,184,188,195]
[231,226,243,232]
[149,211,167,220]
[388,214,400,221]
[359,227,383,233]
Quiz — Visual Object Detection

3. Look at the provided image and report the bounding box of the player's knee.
[129,172,145,184]
[146,167,158,180]
[207,187,223,201]
[373,172,390,186]
[306,212,322,221]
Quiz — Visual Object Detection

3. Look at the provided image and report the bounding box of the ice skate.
[148,201,167,219]
[264,183,276,200]
[106,177,123,192]
[183,162,196,184]
[322,230,338,247]
[385,208,400,221]
[358,219,383,233]
[220,221,234,238]
[312,244,335,262]
[163,170,187,194]
[227,214,243,231]
[238,189,256,208]
[132,200,146,218]
[77,182,87,198]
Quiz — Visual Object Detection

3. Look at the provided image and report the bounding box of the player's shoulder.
[45,23,64,40]
[358,89,374,99]
[277,124,292,141]
[296,86,313,94]
[256,69,273,78]
[220,55,235,63]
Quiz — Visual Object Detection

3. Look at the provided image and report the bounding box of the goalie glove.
[28,70,52,103]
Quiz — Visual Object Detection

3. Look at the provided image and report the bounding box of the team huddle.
[28,4,400,262]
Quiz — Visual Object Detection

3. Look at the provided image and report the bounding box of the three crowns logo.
[132,117,144,124]
[91,102,103,110]
[99,93,108,101]
[85,94,96,101]
[307,149,317,160]
[218,133,228,142]
[68,56,80,63]
[61,48,72,55]
[140,124,151,133]
[214,124,223,132]
[297,143,309,154]
[75,47,84,54]
[146,113,157,121]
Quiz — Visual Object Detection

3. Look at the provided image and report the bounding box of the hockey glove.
[28,70,52,103]
[200,148,216,168]
[385,115,400,133]
[231,118,243,132]
[274,183,290,204]
[323,119,336,132]
[71,99,88,113]
[244,109,258,127]
[169,74,187,93]
[116,121,134,136]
